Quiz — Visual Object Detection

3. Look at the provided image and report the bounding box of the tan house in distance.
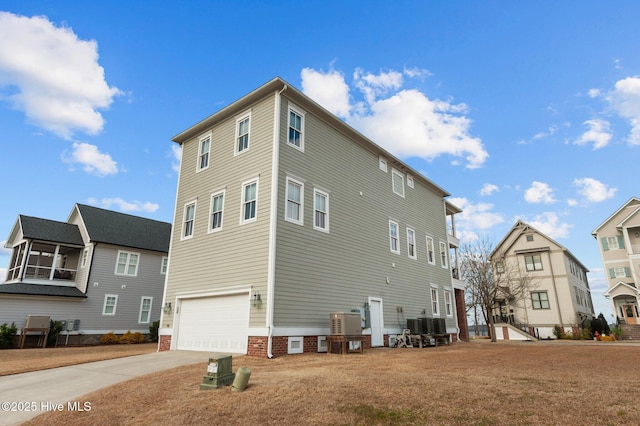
[491,220,594,340]
[592,197,640,328]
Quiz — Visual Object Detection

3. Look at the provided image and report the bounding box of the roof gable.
[592,197,640,236]
[18,215,84,246]
[74,204,171,253]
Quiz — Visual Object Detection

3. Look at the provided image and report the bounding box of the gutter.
[266,83,287,358]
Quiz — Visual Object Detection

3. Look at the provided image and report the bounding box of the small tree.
[0,322,18,348]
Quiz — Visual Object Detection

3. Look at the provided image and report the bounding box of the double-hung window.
[182,202,196,239]
[210,191,224,232]
[288,104,305,151]
[524,254,543,271]
[197,134,211,171]
[426,236,435,265]
[241,179,258,223]
[313,188,329,232]
[103,294,118,316]
[389,221,400,254]
[439,241,448,268]
[235,113,250,154]
[407,228,417,259]
[531,291,550,309]
[139,297,152,323]
[285,177,304,225]
[392,169,405,197]
[81,248,89,268]
[431,288,440,316]
[444,290,453,316]
[115,251,139,276]
[161,257,168,275]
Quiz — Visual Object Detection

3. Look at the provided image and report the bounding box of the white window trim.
[103,294,118,316]
[114,250,140,277]
[389,220,400,254]
[392,168,405,198]
[234,111,251,156]
[431,287,440,316]
[379,156,388,172]
[444,290,453,317]
[287,103,305,152]
[406,227,417,260]
[407,174,414,188]
[426,236,435,265]
[81,248,89,268]
[313,188,330,233]
[196,132,211,172]
[181,201,196,240]
[614,267,627,278]
[285,176,304,226]
[138,296,153,324]
[209,189,225,233]
[606,236,620,250]
[240,178,259,224]
[161,257,168,275]
[439,240,448,268]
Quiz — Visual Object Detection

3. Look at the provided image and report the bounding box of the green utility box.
[200,355,235,390]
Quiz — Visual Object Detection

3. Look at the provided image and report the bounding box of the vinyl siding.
[164,94,275,329]
[273,94,454,332]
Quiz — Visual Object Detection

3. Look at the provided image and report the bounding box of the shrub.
[100,332,119,345]
[600,335,616,342]
[149,320,160,342]
[119,330,145,344]
[552,325,566,339]
[581,326,593,340]
[0,322,17,348]
[47,320,64,347]
[610,326,624,340]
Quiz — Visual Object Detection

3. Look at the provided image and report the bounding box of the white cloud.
[566,199,578,207]
[574,118,612,149]
[300,68,351,118]
[480,183,499,196]
[300,67,488,169]
[574,177,617,202]
[529,212,572,239]
[533,125,558,140]
[524,181,557,204]
[0,12,121,139]
[605,76,640,145]
[65,142,118,176]
[448,197,504,243]
[169,144,182,172]
[588,88,601,98]
[88,197,159,213]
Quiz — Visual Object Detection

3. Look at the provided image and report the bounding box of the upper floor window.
[285,177,304,225]
[197,133,211,172]
[526,234,534,242]
[379,156,388,172]
[139,297,153,323]
[313,188,329,232]
[115,250,139,276]
[431,287,440,316]
[531,291,550,309]
[524,254,543,271]
[495,261,504,274]
[209,191,225,232]
[103,294,118,316]
[161,257,168,275]
[610,267,630,278]
[392,169,405,197]
[182,202,196,239]
[444,290,453,316]
[288,104,305,151]
[407,228,417,259]
[407,175,414,188]
[235,113,250,154]
[81,248,89,268]
[242,179,258,223]
[426,236,435,265]
[439,241,448,268]
[603,236,624,251]
[389,221,400,254]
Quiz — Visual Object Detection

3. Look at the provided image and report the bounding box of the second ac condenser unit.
[330,312,361,335]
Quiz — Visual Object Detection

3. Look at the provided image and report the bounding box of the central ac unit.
[330,312,361,335]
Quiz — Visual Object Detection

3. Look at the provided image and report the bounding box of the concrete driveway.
[0,350,215,426]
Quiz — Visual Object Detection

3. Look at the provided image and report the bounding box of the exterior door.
[622,304,638,325]
[369,298,383,347]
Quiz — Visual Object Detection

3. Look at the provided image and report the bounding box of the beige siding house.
[592,197,640,329]
[490,221,594,340]
[160,78,466,356]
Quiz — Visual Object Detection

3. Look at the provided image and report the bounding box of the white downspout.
[267,84,287,358]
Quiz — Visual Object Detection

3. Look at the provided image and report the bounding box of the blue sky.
[1,1,639,321]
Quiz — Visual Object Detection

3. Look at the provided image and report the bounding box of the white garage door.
[176,294,249,353]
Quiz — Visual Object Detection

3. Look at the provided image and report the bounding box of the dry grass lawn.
[7,340,640,425]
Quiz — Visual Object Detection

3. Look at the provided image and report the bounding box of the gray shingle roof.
[19,215,85,246]
[76,204,171,253]
[0,283,87,298]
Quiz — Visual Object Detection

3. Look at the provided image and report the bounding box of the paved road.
[0,350,216,425]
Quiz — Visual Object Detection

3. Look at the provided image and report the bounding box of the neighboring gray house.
[1,204,171,345]
[160,77,466,357]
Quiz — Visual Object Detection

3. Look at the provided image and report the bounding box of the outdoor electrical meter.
[200,355,235,390]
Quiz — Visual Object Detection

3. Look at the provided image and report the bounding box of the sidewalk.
[0,350,214,425]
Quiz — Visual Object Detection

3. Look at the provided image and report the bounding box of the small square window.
[526,235,534,242]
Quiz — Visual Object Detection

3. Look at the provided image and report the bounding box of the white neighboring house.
[491,220,594,340]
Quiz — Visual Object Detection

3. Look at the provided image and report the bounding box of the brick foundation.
[159,335,171,351]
